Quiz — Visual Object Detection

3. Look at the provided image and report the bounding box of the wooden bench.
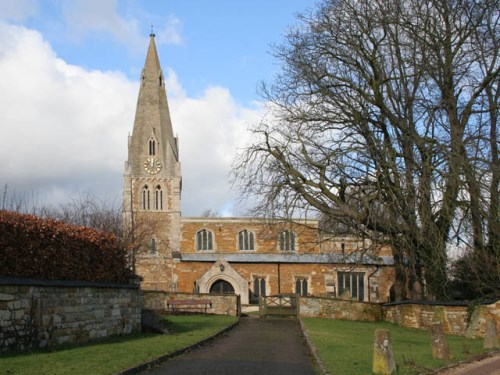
[167,299,212,314]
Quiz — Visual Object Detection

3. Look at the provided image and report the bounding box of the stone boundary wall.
[297,296,500,338]
[142,291,240,316]
[0,278,141,351]
[299,296,383,321]
[383,300,500,338]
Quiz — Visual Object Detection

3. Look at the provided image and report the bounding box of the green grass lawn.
[302,318,492,375]
[0,315,237,375]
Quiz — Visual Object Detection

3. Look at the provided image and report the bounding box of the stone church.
[123,34,395,305]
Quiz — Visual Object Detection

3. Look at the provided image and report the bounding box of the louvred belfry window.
[148,138,156,156]
[141,185,150,210]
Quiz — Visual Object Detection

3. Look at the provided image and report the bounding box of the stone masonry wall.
[383,300,500,338]
[299,296,383,321]
[142,291,240,316]
[0,279,141,351]
[298,296,500,338]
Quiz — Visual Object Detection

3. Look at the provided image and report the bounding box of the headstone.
[430,321,450,360]
[373,329,396,375]
[483,317,499,349]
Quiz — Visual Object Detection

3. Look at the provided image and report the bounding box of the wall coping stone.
[0,277,139,290]
[383,299,498,307]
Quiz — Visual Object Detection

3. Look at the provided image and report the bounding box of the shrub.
[0,210,131,283]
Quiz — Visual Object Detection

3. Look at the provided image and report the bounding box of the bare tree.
[233,0,499,300]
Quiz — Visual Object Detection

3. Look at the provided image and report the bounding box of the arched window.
[238,229,255,251]
[148,137,156,156]
[154,185,163,210]
[250,277,266,304]
[279,230,296,252]
[141,185,150,210]
[295,277,308,296]
[196,229,213,251]
[150,238,157,255]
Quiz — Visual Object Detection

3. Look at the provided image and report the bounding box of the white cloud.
[0,22,136,206]
[155,15,183,45]
[0,0,37,21]
[0,22,262,216]
[61,0,182,50]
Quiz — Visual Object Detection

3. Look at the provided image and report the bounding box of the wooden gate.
[259,295,297,317]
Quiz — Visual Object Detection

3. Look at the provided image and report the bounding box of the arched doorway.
[210,280,235,294]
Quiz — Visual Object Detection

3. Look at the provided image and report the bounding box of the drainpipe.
[367,265,379,302]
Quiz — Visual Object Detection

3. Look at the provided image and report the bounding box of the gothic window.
[250,277,266,304]
[295,277,308,296]
[238,229,255,251]
[279,230,296,252]
[141,185,150,210]
[148,137,156,156]
[196,229,213,251]
[154,185,163,210]
[338,272,365,301]
[150,238,157,255]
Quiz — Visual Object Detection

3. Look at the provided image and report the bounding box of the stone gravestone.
[373,329,396,375]
[430,321,450,360]
[483,317,499,349]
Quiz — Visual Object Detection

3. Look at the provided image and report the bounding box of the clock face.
[144,157,162,174]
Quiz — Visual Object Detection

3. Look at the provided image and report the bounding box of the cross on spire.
[150,24,155,37]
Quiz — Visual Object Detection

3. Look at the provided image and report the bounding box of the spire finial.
[150,24,155,38]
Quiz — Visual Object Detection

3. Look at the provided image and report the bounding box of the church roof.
[180,253,394,266]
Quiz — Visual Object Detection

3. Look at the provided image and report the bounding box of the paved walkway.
[437,352,500,375]
[141,316,316,375]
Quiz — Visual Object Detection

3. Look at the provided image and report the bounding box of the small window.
[154,185,163,210]
[238,230,255,251]
[196,229,213,251]
[150,238,157,255]
[250,277,266,304]
[148,137,156,156]
[295,278,308,296]
[141,185,150,210]
[279,230,296,252]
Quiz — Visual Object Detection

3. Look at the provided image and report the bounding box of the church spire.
[127,33,179,177]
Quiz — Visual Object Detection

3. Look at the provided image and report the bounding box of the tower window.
[238,229,255,251]
[155,185,163,210]
[150,238,157,255]
[196,229,213,251]
[141,185,150,210]
[279,230,296,252]
[148,138,156,156]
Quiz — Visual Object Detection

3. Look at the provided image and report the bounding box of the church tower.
[123,33,181,291]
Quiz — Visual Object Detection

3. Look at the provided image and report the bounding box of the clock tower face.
[144,157,162,174]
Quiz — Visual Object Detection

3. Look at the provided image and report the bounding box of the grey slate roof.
[180,253,394,265]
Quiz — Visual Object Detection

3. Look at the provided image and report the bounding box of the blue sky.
[0,0,316,216]
[17,0,313,105]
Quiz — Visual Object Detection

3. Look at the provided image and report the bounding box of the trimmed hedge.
[0,210,131,283]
